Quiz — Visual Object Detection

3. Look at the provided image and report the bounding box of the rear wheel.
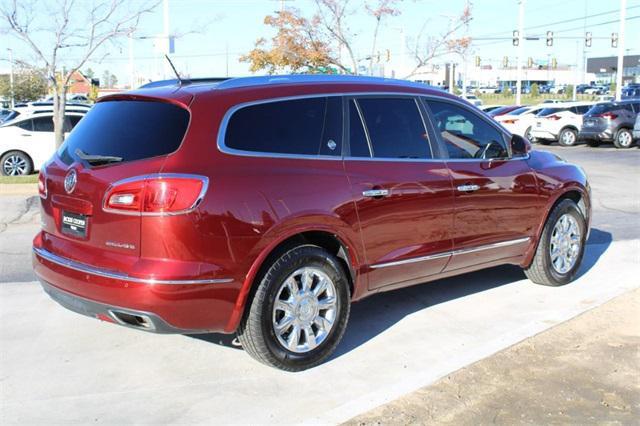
[237,245,350,371]
[524,199,586,286]
[613,128,634,149]
[1,151,33,176]
[558,128,578,147]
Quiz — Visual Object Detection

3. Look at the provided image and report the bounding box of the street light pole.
[615,0,626,101]
[516,0,525,105]
[7,48,14,109]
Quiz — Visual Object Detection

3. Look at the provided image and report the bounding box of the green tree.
[102,70,111,88]
[109,74,118,88]
[530,83,539,97]
[565,84,574,99]
[503,86,513,97]
[609,82,616,94]
[0,66,48,102]
[85,68,95,79]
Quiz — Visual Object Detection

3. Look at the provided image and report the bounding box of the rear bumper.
[530,129,557,140]
[578,129,613,141]
[33,244,240,333]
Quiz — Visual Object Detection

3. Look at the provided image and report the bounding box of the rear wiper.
[75,148,123,165]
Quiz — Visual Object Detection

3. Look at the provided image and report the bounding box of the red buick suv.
[33,75,591,371]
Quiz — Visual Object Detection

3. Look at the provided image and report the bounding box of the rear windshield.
[509,107,532,115]
[58,100,189,165]
[537,107,566,116]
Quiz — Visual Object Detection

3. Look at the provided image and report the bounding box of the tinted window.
[348,100,371,157]
[357,98,431,159]
[32,116,54,132]
[225,97,342,156]
[58,100,189,165]
[16,119,33,131]
[587,103,618,115]
[510,107,533,116]
[537,107,566,116]
[573,105,591,114]
[427,100,508,160]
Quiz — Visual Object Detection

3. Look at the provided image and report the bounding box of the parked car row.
[484,99,640,149]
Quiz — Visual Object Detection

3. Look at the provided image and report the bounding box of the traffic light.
[611,32,618,48]
[512,30,519,46]
[385,49,390,62]
[475,56,481,67]
[551,57,557,69]
[527,57,533,68]
[546,31,553,47]
[585,32,592,48]
[503,56,509,68]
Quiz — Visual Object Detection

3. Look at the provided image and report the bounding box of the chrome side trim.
[370,252,451,269]
[33,247,233,285]
[370,237,531,269]
[101,173,209,217]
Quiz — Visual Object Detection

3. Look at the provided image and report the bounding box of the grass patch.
[0,174,39,184]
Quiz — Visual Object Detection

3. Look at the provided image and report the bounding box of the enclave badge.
[64,169,77,194]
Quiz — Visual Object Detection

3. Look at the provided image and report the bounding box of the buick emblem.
[64,169,77,194]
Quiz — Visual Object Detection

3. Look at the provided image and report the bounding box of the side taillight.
[502,119,518,124]
[595,112,618,120]
[547,115,562,121]
[104,174,207,215]
[38,171,47,199]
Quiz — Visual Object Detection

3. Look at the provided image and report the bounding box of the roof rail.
[138,77,231,89]
[214,74,440,91]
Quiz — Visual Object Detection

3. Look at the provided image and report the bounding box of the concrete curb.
[0,184,38,196]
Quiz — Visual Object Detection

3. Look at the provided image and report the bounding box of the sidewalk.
[345,288,640,425]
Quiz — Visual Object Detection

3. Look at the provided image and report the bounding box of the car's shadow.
[188,228,612,357]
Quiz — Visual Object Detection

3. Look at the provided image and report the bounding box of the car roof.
[109,74,455,107]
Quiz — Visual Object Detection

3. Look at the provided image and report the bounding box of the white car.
[0,112,84,176]
[494,104,547,140]
[549,86,566,94]
[461,94,483,107]
[529,102,594,146]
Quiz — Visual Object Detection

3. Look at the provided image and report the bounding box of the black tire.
[524,199,587,286]
[237,245,350,371]
[558,128,578,147]
[537,139,552,145]
[613,128,634,149]
[1,150,33,176]
[524,126,534,142]
[586,139,600,147]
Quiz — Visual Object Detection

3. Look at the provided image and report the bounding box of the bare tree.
[1,0,159,148]
[403,5,472,79]
[365,0,399,76]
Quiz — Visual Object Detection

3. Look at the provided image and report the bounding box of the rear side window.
[224,97,342,156]
[58,101,189,165]
[16,119,33,131]
[573,105,591,114]
[33,116,54,132]
[356,97,431,159]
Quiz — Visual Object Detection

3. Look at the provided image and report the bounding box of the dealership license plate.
[61,211,87,238]
[584,120,595,127]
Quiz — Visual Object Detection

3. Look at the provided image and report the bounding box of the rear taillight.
[104,174,207,215]
[547,115,562,121]
[38,171,47,199]
[595,112,618,120]
[502,119,518,124]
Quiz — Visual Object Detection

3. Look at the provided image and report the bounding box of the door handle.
[362,189,389,198]
[20,134,32,137]
[457,184,480,192]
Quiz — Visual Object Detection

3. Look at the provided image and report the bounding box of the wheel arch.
[224,227,361,333]
[522,186,590,268]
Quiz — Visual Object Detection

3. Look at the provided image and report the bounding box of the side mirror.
[510,134,531,157]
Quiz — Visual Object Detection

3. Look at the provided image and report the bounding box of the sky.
[1,0,639,85]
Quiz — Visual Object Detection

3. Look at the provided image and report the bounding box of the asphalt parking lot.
[1,143,638,424]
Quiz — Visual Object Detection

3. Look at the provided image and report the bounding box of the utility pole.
[615,0,626,101]
[7,48,14,109]
[516,0,525,105]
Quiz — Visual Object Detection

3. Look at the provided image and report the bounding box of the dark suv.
[579,100,640,148]
[33,75,591,371]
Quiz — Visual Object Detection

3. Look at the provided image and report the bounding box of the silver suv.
[579,100,640,149]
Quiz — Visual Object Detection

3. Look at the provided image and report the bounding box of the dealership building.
[586,55,640,85]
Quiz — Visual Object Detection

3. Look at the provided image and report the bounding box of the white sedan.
[0,112,84,176]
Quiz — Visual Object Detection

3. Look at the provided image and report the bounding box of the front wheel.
[237,245,351,371]
[613,128,634,149]
[524,199,587,286]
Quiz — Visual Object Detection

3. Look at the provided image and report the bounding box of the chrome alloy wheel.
[272,267,338,353]
[561,130,576,145]
[617,130,633,147]
[3,155,27,176]
[549,214,581,274]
